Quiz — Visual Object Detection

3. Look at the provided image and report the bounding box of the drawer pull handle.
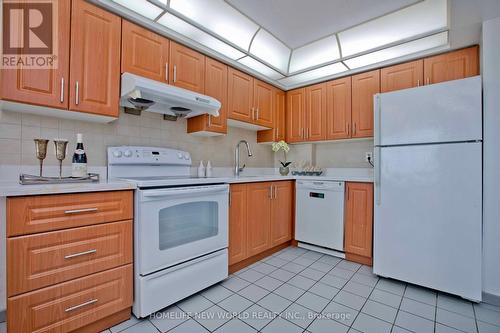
[65,299,98,312]
[64,208,98,214]
[64,249,97,259]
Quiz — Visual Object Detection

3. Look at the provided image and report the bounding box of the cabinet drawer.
[8,220,132,296]
[7,190,133,236]
[8,265,132,333]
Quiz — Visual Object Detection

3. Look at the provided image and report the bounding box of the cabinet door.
[69,0,121,117]
[256,88,285,143]
[227,68,254,123]
[345,182,374,260]
[1,0,70,109]
[381,60,423,93]
[423,46,479,85]
[254,79,274,128]
[170,41,205,93]
[352,69,380,138]
[271,181,293,246]
[246,182,272,256]
[121,20,169,83]
[326,77,351,140]
[305,82,327,141]
[229,184,248,265]
[187,58,228,134]
[286,88,306,143]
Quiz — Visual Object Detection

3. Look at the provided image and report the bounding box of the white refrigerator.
[373,76,482,301]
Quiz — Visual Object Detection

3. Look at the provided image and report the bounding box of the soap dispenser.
[197,161,205,178]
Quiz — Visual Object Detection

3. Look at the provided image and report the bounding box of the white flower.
[271,140,290,153]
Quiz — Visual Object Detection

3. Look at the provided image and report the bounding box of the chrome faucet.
[234,140,253,176]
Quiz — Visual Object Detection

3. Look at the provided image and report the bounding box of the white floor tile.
[268,268,295,282]
[281,262,307,274]
[375,278,406,296]
[237,284,270,302]
[320,274,349,289]
[309,282,340,300]
[317,255,342,266]
[435,323,467,333]
[391,326,414,333]
[264,257,288,267]
[257,293,292,313]
[261,317,303,333]
[329,267,356,280]
[404,285,437,306]
[436,307,477,333]
[437,293,474,318]
[299,267,326,281]
[293,256,316,267]
[177,294,214,314]
[337,260,362,272]
[352,313,392,333]
[361,299,398,323]
[281,303,316,328]
[110,315,140,333]
[343,280,373,298]
[302,251,323,260]
[201,285,234,304]
[322,301,359,327]
[240,304,274,330]
[193,305,231,331]
[273,283,306,302]
[357,265,375,276]
[295,292,330,313]
[252,262,277,275]
[351,272,379,288]
[369,289,403,308]
[334,290,367,311]
[150,305,189,332]
[220,276,251,292]
[218,294,253,314]
[474,303,500,327]
[119,320,159,333]
[169,319,209,333]
[309,261,334,273]
[477,320,500,333]
[287,275,316,290]
[395,310,435,333]
[254,275,284,291]
[214,319,257,333]
[238,269,265,283]
[308,317,349,333]
[400,297,436,321]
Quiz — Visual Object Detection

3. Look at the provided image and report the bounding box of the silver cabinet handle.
[60,77,64,103]
[347,123,350,136]
[417,79,420,87]
[65,299,98,312]
[173,65,177,83]
[64,249,97,259]
[165,63,169,82]
[426,77,430,85]
[64,208,98,215]
[353,123,357,136]
[276,127,279,139]
[208,115,211,127]
[268,185,273,199]
[251,107,255,120]
[75,81,79,105]
[256,108,259,120]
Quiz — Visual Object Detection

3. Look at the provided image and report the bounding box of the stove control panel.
[107,146,191,165]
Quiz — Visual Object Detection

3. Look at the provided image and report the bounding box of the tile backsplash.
[0,109,373,171]
[0,109,274,168]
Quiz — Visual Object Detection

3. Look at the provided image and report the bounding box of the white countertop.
[0,168,373,196]
[0,179,136,197]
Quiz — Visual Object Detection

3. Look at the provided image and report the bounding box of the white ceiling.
[226,0,420,48]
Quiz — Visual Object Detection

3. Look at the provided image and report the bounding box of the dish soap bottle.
[206,161,212,178]
[197,160,205,178]
[71,133,87,178]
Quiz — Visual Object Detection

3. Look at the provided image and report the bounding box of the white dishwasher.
[295,180,345,253]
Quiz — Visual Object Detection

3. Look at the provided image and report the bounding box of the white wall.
[482,17,500,297]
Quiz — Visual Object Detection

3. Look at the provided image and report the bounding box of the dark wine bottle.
[71,133,87,177]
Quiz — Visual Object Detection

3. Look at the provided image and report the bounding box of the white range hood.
[120,72,221,118]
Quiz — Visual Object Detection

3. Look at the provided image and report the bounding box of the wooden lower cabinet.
[228,184,248,265]
[8,265,132,333]
[6,190,134,333]
[229,181,294,266]
[344,182,374,265]
[246,182,273,256]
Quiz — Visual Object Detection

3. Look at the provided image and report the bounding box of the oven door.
[137,184,229,276]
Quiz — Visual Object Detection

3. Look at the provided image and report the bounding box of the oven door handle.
[142,185,228,199]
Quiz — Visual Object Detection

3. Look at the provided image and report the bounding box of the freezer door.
[375,76,482,146]
[373,142,482,301]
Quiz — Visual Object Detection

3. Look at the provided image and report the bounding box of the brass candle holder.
[33,139,49,177]
[53,139,69,179]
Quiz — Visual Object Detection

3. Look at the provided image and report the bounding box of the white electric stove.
[107,146,229,318]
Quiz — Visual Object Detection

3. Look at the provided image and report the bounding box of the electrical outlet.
[365,152,373,163]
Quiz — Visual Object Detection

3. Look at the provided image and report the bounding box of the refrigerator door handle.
[375,146,381,205]
[374,94,381,147]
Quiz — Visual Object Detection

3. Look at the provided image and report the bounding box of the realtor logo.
[2,0,58,69]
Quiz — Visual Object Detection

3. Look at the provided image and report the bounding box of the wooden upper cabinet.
[424,46,479,85]
[121,20,169,83]
[305,83,327,141]
[326,77,352,140]
[170,41,205,93]
[286,88,306,143]
[228,68,254,123]
[345,182,374,263]
[351,69,380,138]
[257,88,285,143]
[381,60,423,93]
[253,79,274,128]
[69,0,121,117]
[187,58,228,134]
[246,182,272,256]
[1,0,71,109]
[228,184,248,265]
[271,181,293,246]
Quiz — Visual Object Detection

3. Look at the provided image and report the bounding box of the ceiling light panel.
[289,36,340,74]
[111,0,164,20]
[169,0,259,50]
[344,31,449,69]
[249,30,290,73]
[238,56,284,80]
[157,13,245,60]
[338,0,448,57]
[279,62,348,86]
